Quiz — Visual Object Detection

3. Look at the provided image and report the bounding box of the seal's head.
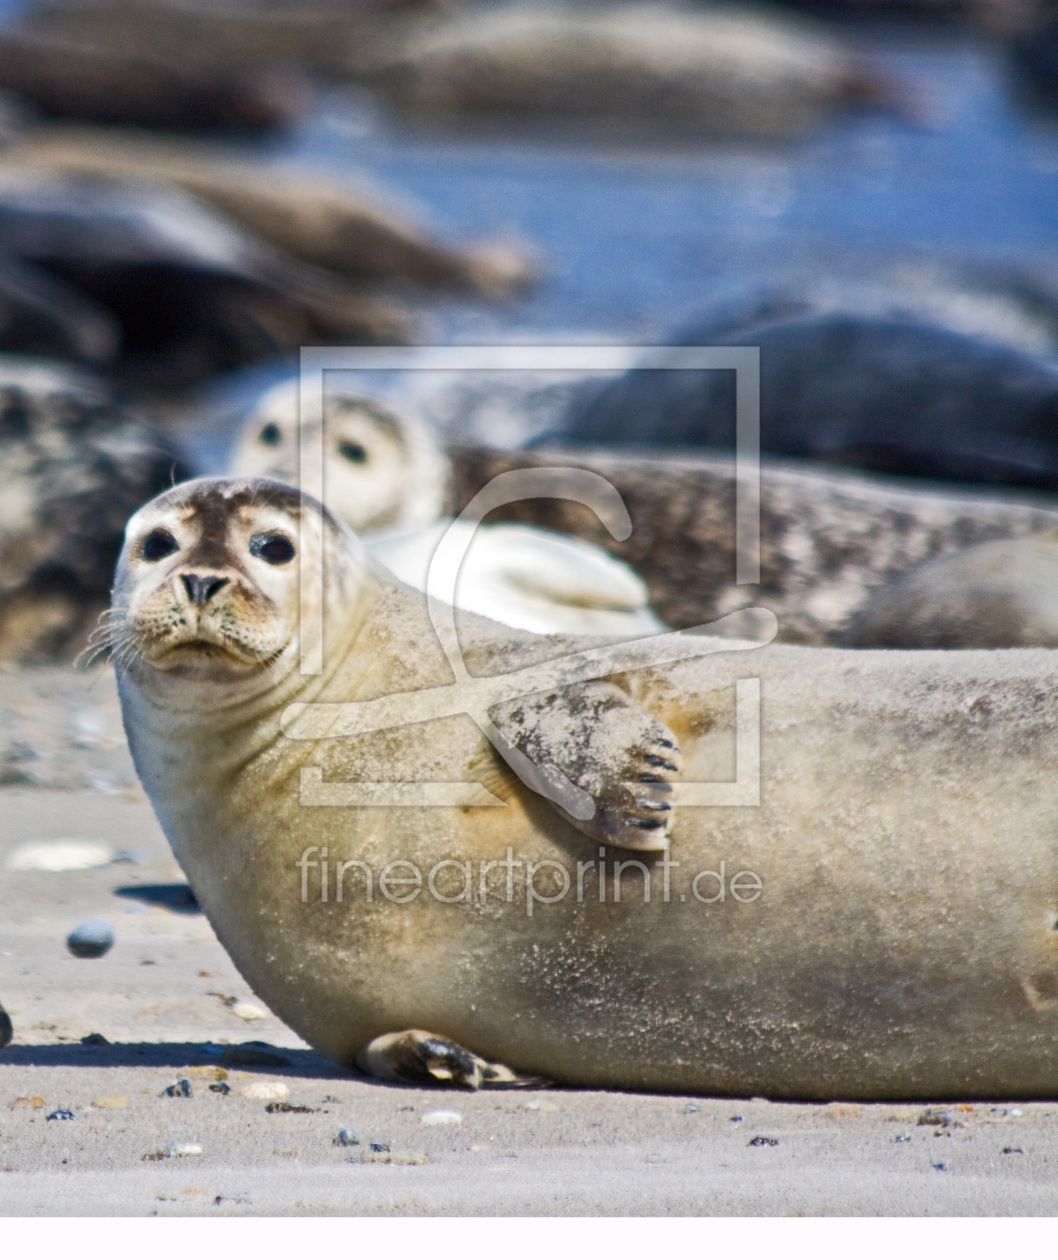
[230,381,448,534]
[109,476,365,690]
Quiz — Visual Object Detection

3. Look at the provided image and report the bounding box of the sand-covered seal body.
[560,315,1058,492]
[113,475,1058,1098]
[845,529,1058,648]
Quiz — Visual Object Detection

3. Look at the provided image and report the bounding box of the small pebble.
[422,1110,462,1126]
[46,1110,75,1121]
[167,1143,203,1158]
[369,1142,390,1153]
[187,1066,227,1082]
[66,920,114,960]
[917,1108,954,1127]
[747,1136,778,1147]
[12,1095,44,1109]
[265,1101,316,1114]
[730,1115,743,1123]
[524,1100,559,1112]
[0,1002,12,1049]
[685,1103,700,1114]
[241,1081,288,1100]
[931,1162,948,1171]
[336,1130,359,1147]
[894,1135,911,1143]
[358,1150,427,1165]
[230,1002,267,1022]
[162,1079,192,1098]
[1010,1108,1024,1117]
[80,1032,109,1046]
[208,1082,231,1095]
[1002,1147,1024,1154]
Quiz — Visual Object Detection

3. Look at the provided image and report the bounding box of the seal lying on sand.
[0,28,307,132]
[0,357,188,661]
[231,380,663,635]
[112,476,1058,1096]
[449,445,1058,643]
[365,3,895,135]
[559,315,1058,492]
[845,529,1058,648]
[16,128,533,296]
[0,170,410,387]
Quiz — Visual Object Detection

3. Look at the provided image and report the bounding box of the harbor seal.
[0,170,410,386]
[112,475,1058,1097]
[558,315,1058,493]
[231,380,664,636]
[15,128,534,297]
[844,529,1058,648]
[365,4,895,136]
[0,356,189,661]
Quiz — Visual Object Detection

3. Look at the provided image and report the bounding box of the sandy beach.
[0,664,1055,1216]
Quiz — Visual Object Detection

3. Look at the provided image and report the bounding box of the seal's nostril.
[181,574,229,607]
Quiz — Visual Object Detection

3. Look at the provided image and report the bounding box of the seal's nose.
[181,573,229,608]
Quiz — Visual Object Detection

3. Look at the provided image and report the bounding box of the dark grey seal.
[558,313,1058,493]
[0,357,190,661]
[0,28,306,132]
[0,170,410,388]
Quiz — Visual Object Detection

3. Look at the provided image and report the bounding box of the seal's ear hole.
[250,532,296,565]
[141,529,179,563]
[337,440,368,464]
[259,422,283,447]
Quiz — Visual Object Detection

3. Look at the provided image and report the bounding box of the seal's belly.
[177,649,1058,1097]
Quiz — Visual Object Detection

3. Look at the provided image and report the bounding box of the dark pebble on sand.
[1002,1147,1024,1154]
[918,1108,954,1127]
[162,1078,192,1098]
[336,1130,359,1146]
[748,1136,778,1147]
[370,1142,390,1153]
[265,1101,316,1114]
[66,920,114,959]
[209,1082,231,1095]
[46,1110,75,1121]
[0,1002,12,1049]
[80,1032,110,1046]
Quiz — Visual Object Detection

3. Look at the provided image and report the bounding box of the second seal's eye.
[141,529,179,562]
[338,440,368,464]
[259,422,282,447]
[250,532,296,565]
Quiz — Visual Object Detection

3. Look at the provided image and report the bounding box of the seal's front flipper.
[355,1030,547,1090]
[489,681,681,852]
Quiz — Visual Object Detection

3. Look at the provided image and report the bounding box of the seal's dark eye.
[259,422,282,447]
[338,440,367,464]
[141,529,179,562]
[250,532,296,565]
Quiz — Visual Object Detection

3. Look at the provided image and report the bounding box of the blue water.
[259,24,1058,343]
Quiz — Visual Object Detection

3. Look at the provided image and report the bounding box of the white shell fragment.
[421,1110,462,1126]
[6,840,116,872]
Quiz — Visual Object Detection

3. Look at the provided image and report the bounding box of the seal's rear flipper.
[355,1030,548,1090]
[489,680,681,852]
